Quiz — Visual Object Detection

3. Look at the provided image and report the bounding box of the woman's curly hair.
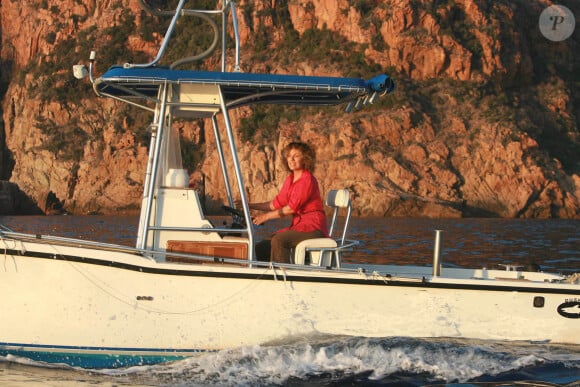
[281,142,316,172]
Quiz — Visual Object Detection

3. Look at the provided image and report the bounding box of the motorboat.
[1,0,578,369]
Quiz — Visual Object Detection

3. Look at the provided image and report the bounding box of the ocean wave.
[85,336,580,386]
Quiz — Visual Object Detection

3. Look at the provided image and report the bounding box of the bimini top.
[94,66,395,113]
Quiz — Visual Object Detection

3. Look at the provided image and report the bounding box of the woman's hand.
[252,206,291,225]
[252,213,268,226]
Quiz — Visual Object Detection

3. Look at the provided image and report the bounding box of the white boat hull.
[1,239,578,367]
[8,0,577,370]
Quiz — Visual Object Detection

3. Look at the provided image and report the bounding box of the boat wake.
[3,336,579,386]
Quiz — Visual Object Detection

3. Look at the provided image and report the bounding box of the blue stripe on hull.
[0,343,207,369]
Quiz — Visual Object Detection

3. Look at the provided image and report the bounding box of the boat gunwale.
[2,232,579,294]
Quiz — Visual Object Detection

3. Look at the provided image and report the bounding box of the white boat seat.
[293,189,357,268]
[294,238,338,266]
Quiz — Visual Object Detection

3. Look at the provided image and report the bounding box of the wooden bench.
[166,240,248,265]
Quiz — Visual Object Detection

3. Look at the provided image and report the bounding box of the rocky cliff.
[0,0,579,218]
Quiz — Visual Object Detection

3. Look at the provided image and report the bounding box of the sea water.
[0,215,579,386]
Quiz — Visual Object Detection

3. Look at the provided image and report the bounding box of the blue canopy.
[95,66,395,110]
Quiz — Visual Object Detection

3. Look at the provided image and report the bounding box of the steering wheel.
[221,205,247,229]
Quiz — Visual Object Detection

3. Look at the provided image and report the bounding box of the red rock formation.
[0,0,578,218]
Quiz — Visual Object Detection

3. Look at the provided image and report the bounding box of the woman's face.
[286,148,305,172]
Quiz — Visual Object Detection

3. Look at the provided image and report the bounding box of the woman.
[249,142,328,263]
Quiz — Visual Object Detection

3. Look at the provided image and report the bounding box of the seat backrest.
[292,189,353,267]
[325,189,352,246]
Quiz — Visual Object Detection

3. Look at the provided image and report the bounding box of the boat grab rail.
[0,224,13,232]
[4,230,526,283]
[0,230,233,266]
[0,230,150,258]
[0,229,377,275]
[146,225,249,235]
[302,240,360,266]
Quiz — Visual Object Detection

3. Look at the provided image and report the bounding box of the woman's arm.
[252,205,294,225]
[248,201,274,212]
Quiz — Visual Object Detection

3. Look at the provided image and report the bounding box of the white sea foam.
[91,337,580,386]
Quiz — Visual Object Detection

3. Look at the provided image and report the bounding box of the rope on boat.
[371,270,391,284]
[270,263,288,283]
[567,273,580,284]
[18,239,26,254]
[54,242,273,315]
[0,236,19,271]
[1,239,9,271]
